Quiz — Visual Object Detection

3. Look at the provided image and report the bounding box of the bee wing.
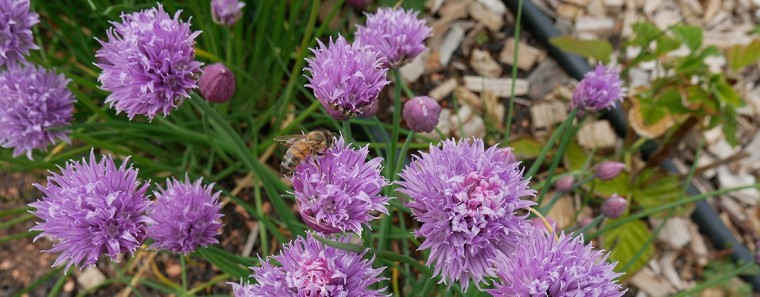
[274,134,306,146]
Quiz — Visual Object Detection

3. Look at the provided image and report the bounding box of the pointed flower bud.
[403,96,441,133]
[555,175,574,192]
[595,161,625,181]
[199,63,236,103]
[601,194,627,219]
[211,0,245,27]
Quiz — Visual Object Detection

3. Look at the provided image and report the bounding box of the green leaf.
[593,172,630,197]
[562,141,588,171]
[654,35,681,55]
[630,22,661,46]
[549,36,613,63]
[726,39,760,70]
[510,137,544,159]
[602,219,654,278]
[636,94,670,125]
[657,87,689,114]
[712,76,742,107]
[632,169,681,211]
[722,106,739,147]
[671,25,703,51]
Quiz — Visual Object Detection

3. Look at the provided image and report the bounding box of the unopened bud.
[403,96,441,133]
[199,63,236,103]
[595,161,625,181]
[211,0,245,27]
[601,194,627,219]
[576,216,593,228]
[555,175,574,192]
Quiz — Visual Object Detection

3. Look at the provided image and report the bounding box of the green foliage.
[549,36,613,63]
[601,219,653,279]
[624,21,742,145]
[726,39,760,70]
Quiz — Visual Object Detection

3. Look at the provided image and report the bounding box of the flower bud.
[403,96,441,133]
[211,0,245,27]
[595,161,625,181]
[199,63,236,103]
[601,194,627,219]
[555,175,574,192]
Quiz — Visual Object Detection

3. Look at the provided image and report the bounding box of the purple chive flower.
[147,176,223,254]
[304,35,389,120]
[0,0,39,67]
[211,0,245,27]
[487,230,626,297]
[595,161,625,181]
[0,65,75,159]
[95,5,202,120]
[231,233,389,296]
[292,135,390,234]
[28,151,152,272]
[355,7,432,68]
[199,63,236,103]
[601,194,627,219]
[397,138,536,290]
[403,96,441,133]
[570,64,626,112]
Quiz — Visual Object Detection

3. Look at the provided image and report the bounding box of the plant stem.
[389,69,403,179]
[504,0,524,142]
[342,120,353,143]
[180,254,187,292]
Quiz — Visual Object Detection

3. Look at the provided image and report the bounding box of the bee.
[274,129,334,176]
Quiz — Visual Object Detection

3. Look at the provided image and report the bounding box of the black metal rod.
[503,0,760,291]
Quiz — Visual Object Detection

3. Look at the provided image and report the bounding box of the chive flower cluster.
[17,2,629,296]
[29,151,224,271]
[304,7,431,120]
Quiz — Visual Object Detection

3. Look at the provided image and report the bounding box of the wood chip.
[574,16,616,35]
[556,4,584,19]
[577,120,617,149]
[688,221,710,266]
[562,0,590,5]
[482,90,505,130]
[468,1,504,31]
[544,195,575,228]
[630,267,677,296]
[703,0,721,22]
[477,0,507,15]
[499,38,543,71]
[717,166,760,205]
[528,59,569,99]
[660,252,686,291]
[463,76,529,97]
[77,267,106,290]
[655,217,692,249]
[455,86,482,111]
[400,50,428,83]
[470,49,502,77]
[530,100,567,130]
[439,23,466,67]
[429,78,458,101]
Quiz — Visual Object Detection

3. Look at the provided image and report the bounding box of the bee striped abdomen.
[281,144,310,175]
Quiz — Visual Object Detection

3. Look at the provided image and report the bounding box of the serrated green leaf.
[657,87,689,114]
[654,36,681,55]
[630,22,661,46]
[671,25,703,51]
[722,106,739,147]
[510,137,544,159]
[593,172,630,197]
[636,95,669,125]
[632,169,681,211]
[712,76,742,106]
[549,36,612,63]
[602,219,654,279]
[726,39,760,70]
